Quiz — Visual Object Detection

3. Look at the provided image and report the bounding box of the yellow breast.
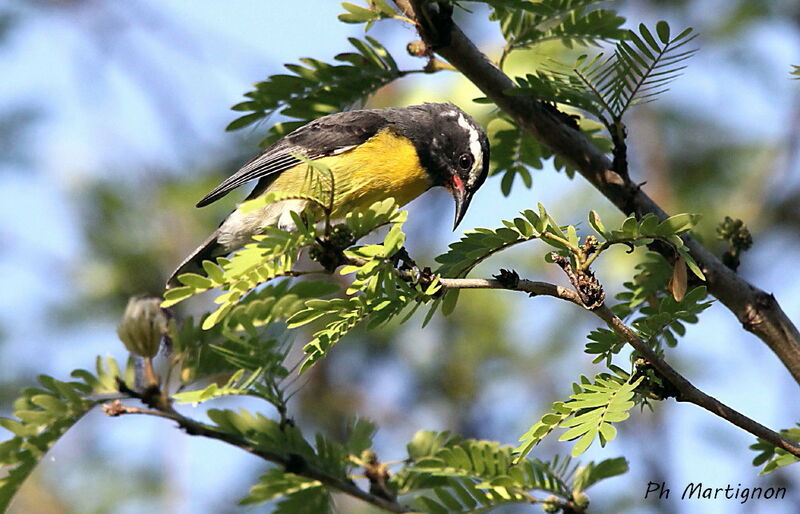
[266,128,433,217]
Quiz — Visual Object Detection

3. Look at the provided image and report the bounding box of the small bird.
[168,102,490,286]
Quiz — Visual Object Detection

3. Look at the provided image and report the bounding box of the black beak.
[452,186,472,230]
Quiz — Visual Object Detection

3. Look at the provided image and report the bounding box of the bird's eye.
[458,153,473,170]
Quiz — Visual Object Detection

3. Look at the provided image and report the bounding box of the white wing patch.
[331,145,357,155]
[457,113,484,186]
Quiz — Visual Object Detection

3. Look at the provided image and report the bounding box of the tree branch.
[401,0,800,385]
[437,277,800,458]
[103,397,412,513]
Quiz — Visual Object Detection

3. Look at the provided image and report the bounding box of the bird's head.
[399,103,490,229]
[439,109,491,229]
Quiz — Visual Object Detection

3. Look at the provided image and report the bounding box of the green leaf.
[620,215,638,237]
[436,208,550,279]
[373,0,396,16]
[588,210,607,238]
[655,213,701,236]
[492,0,626,54]
[383,223,405,257]
[203,260,225,283]
[525,21,698,120]
[272,484,332,513]
[514,401,572,463]
[240,469,322,505]
[488,117,547,196]
[677,247,705,280]
[172,368,267,405]
[287,306,330,328]
[584,327,625,365]
[558,376,643,457]
[638,213,659,235]
[228,37,402,143]
[177,273,214,289]
[162,286,195,307]
[566,225,579,248]
[442,289,460,316]
[345,417,377,454]
[572,457,629,492]
[0,363,129,510]
[339,3,380,24]
[226,112,266,131]
[203,303,234,330]
[655,20,670,43]
[749,427,800,475]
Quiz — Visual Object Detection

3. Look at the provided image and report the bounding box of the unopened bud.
[407,40,427,57]
[574,491,590,509]
[117,297,167,358]
[542,496,560,513]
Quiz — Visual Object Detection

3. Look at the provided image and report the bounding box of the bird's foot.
[391,246,417,271]
[390,248,441,296]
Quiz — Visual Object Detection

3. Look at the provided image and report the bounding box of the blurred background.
[1,0,799,512]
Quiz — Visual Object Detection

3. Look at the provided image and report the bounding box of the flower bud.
[117,297,167,358]
[574,491,590,509]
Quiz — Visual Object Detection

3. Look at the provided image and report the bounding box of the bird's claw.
[391,246,418,271]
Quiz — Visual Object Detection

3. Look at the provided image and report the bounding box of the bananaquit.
[168,102,490,285]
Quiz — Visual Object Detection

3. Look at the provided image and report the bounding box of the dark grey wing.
[196,110,390,207]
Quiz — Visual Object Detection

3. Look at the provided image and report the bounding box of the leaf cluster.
[508,210,714,461]
[164,221,317,330]
[393,430,627,512]
[587,282,711,365]
[515,372,642,462]
[227,37,402,146]
[166,193,430,373]
[170,334,290,408]
[0,358,130,511]
[166,308,306,415]
[511,21,698,126]
[487,0,626,56]
[425,203,574,321]
[589,211,704,277]
[628,286,711,349]
[287,214,441,371]
[436,203,565,278]
[241,468,330,511]
[749,426,800,475]
[488,118,544,195]
[338,1,397,29]
[486,116,612,193]
[579,243,710,365]
[205,411,376,506]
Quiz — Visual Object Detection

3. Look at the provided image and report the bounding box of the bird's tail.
[166,230,226,288]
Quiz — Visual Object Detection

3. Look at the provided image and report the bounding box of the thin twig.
[436,277,800,458]
[104,394,412,513]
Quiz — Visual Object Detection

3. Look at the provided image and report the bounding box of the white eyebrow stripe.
[471,150,483,185]
[457,113,484,185]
